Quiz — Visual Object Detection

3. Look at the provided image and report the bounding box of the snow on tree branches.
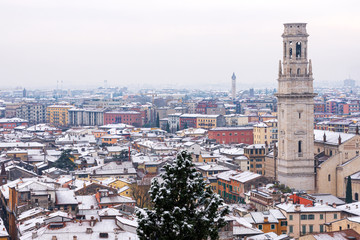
[136,151,229,240]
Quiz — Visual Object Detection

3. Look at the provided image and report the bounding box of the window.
[320,214,323,220]
[355,193,359,201]
[302,225,306,234]
[298,141,302,153]
[334,213,338,219]
[328,174,331,181]
[296,42,302,58]
[281,221,287,226]
[301,215,307,220]
[299,112,301,119]
[320,225,324,233]
[289,215,293,221]
[271,224,275,230]
[348,224,350,229]
[308,214,315,220]
[258,225,263,230]
[289,225,293,233]
[309,225,313,233]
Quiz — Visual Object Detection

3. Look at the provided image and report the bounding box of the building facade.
[208,127,253,145]
[68,108,104,126]
[103,111,142,127]
[16,103,46,124]
[46,105,73,126]
[275,23,316,191]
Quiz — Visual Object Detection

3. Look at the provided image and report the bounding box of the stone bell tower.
[275,23,316,191]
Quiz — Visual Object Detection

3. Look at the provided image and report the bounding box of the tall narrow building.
[275,23,316,191]
[231,72,236,100]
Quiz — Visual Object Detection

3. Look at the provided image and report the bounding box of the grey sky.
[1,0,359,90]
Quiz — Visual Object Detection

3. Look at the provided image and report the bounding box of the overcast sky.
[0,0,359,90]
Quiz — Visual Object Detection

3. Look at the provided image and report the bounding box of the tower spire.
[231,72,236,101]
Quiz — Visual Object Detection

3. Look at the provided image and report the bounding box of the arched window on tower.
[298,141,302,152]
[355,193,359,201]
[289,48,293,59]
[289,68,292,75]
[296,42,302,58]
[297,68,301,75]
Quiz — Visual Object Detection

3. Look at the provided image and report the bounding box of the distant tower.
[23,88,27,98]
[275,23,316,191]
[231,72,236,100]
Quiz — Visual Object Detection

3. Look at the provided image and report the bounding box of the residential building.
[46,105,73,126]
[16,103,46,124]
[217,170,270,203]
[0,118,28,129]
[247,209,287,235]
[208,127,253,145]
[103,111,142,127]
[276,203,341,238]
[68,108,104,126]
[196,115,225,130]
[244,144,269,175]
[224,114,249,127]
[325,217,360,234]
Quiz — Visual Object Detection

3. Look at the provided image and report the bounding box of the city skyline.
[1,0,359,90]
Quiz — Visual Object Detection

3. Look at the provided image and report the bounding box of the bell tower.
[275,23,316,191]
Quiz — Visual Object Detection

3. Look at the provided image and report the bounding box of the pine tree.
[156,113,160,128]
[346,176,353,203]
[54,149,76,171]
[137,151,229,240]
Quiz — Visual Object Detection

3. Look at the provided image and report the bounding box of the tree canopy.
[137,151,229,240]
[54,149,76,171]
[346,176,353,204]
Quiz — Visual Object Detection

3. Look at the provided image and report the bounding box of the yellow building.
[109,178,133,198]
[93,178,133,198]
[46,105,73,126]
[196,115,221,130]
[325,217,360,234]
[6,150,28,161]
[253,119,278,145]
[192,153,220,163]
